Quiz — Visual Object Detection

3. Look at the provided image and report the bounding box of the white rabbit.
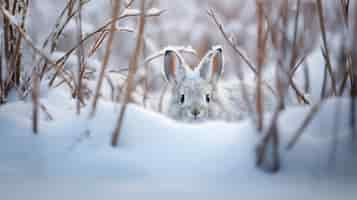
[161,46,276,122]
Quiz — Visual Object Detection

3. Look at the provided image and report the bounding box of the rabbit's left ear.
[197,46,223,83]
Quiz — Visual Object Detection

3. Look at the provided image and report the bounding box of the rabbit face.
[163,46,223,122]
[170,78,213,121]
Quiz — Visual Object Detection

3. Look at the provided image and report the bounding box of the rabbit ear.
[197,46,223,83]
[163,49,186,84]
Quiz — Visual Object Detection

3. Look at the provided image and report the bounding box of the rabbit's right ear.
[163,50,186,84]
[197,46,223,84]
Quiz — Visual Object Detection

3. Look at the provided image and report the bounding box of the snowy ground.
[0,85,356,200]
[1,1,357,199]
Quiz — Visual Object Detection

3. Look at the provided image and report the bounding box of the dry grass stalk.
[0,33,4,104]
[67,0,75,18]
[255,0,268,131]
[48,7,164,87]
[350,2,357,140]
[340,0,350,28]
[256,0,303,172]
[316,0,337,96]
[264,12,310,105]
[0,6,59,67]
[90,0,122,117]
[303,63,310,94]
[40,103,54,121]
[10,0,29,86]
[208,8,256,121]
[286,102,321,149]
[142,42,150,108]
[208,9,276,97]
[256,109,280,172]
[76,0,85,115]
[112,0,147,147]
[39,0,88,79]
[32,71,39,134]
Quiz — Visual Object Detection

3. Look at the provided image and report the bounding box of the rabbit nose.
[191,109,200,117]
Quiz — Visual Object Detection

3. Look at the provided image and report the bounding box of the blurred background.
[19,0,353,105]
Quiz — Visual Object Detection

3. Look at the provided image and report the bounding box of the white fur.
[161,47,275,122]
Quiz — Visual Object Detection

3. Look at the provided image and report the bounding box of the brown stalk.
[208,9,276,97]
[340,0,350,28]
[76,0,85,115]
[68,0,74,17]
[48,8,164,87]
[208,9,257,74]
[88,27,134,57]
[112,0,147,147]
[142,41,150,108]
[289,0,301,70]
[0,34,3,103]
[350,2,357,140]
[303,63,310,94]
[286,102,321,149]
[40,103,54,121]
[316,0,337,96]
[89,0,122,117]
[264,7,310,105]
[256,107,280,172]
[125,0,135,8]
[3,0,12,61]
[255,0,266,131]
[39,0,87,79]
[32,71,39,134]
[0,6,59,68]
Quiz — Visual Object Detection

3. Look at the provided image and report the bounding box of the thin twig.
[112,0,147,147]
[89,0,122,117]
[286,102,322,150]
[208,9,276,96]
[316,0,337,96]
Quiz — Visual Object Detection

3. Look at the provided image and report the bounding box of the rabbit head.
[162,46,224,122]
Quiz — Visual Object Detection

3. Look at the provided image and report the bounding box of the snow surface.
[0,85,356,200]
[1,0,357,199]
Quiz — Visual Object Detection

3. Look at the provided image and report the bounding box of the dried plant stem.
[264,8,309,105]
[340,0,350,27]
[208,9,276,96]
[49,8,164,87]
[112,0,147,147]
[289,0,301,70]
[256,105,281,172]
[316,0,337,96]
[255,0,266,131]
[32,71,39,134]
[350,2,357,140]
[76,0,85,115]
[90,0,122,117]
[40,103,54,121]
[142,42,150,107]
[40,0,89,79]
[0,6,59,67]
[286,102,321,149]
[67,0,75,17]
[3,0,12,62]
[0,39,3,103]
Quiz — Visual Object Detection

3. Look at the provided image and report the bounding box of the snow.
[1,0,357,199]
[0,84,356,199]
[121,7,164,17]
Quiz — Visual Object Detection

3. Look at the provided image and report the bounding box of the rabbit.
[161,46,231,122]
[161,46,276,122]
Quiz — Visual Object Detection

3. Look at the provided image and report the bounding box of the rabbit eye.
[180,94,185,104]
[206,94,210,103]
